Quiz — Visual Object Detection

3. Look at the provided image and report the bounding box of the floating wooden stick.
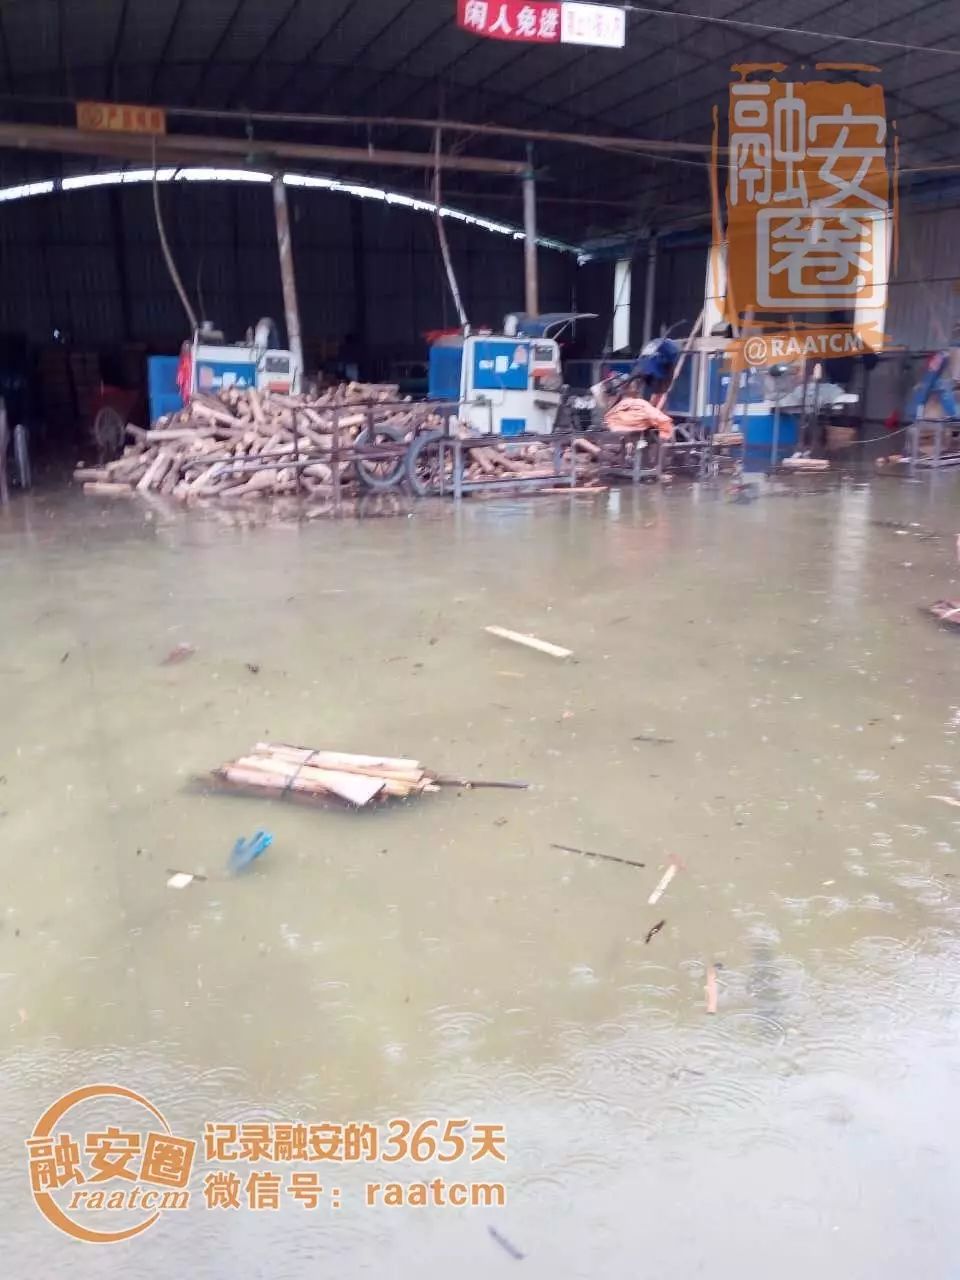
[647,862,677,905]
[438,777,530,790]
[550,842,645,870]
[485,625,573,659]
[705,964,719,1014]
[644,919,666,944]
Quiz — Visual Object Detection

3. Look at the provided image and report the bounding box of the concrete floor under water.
[2,475,960,1276]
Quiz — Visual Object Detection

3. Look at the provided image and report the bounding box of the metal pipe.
[642,234,658,345]
[271,174,303,388]
[522,146,539,317]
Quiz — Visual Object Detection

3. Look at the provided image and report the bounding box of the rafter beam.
[0,120,528,176]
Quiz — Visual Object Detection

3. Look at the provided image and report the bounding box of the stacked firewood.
[74,384,439,501]
[460,434,607,487]
[212,743,441,807]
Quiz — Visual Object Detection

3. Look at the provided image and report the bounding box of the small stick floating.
[485,625,573,660]
[550,842,645,870]
[648,862,677,905]
[644,919,666,944]
[488,1226,525,1261]
[705,964,719,1014]
[438,777,530,791]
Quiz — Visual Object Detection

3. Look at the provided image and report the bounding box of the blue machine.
[707,362,798,471]
[147,355,182,423]
[428,313,595,436]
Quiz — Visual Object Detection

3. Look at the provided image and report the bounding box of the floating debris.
[59,651,70,664]
[162,642,196,665]
[644,919,666,944]
[245,662,261,675]
[648,862,678,905]
[228,830,273,874]
[705,964,719,1014]
[485,625,573,660]
[550,842,645,870]
[488,1225,525,1261]
[166,871,200,890]
[631,734,675,745]
[926,601,960,628]
[929,794,960,809]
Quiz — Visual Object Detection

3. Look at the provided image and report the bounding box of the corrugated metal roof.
[0,0,957,241]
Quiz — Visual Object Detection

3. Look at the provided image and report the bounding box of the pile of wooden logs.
[458,433,607,487]
[74,384,440,502]
[211,743,441,807]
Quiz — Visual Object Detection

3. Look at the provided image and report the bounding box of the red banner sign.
[457,0,562,43]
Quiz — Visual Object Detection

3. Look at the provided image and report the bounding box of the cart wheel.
[92,406,125,462]
[355,423,407,491]
[405,429,453,496]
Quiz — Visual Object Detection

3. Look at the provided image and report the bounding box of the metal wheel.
[404,429,453,496]
[354,423,407,491]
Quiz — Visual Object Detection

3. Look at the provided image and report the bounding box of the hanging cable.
[432,127,468,330]
[151,138,198,332]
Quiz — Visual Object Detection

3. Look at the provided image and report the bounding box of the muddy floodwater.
[3,477,960,1277]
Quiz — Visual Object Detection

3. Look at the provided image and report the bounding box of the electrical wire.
[432,128,468,330]
[151,139,197,332]
[623,4,960,59]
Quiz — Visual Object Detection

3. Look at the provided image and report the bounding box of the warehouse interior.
[0,0,959,463]
[6,3,960,1275]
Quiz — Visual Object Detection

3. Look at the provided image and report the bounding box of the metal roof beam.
[189,0,248,105]
[307,0,422,113]
[0,120,528,175]
[149,0,188,100]
[108,0,131,99]
[263,0,357,110]
[224,0,302,108]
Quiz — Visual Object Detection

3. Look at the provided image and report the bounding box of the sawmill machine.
[427,312,595,436]
[181,317,302,398]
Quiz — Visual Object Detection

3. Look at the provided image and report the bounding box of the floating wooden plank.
[485,625,573,660]
[234,755,386,806]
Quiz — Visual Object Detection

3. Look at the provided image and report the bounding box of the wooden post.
[271,175,304,391]
[0,398,8,506]
[522,145,539,318]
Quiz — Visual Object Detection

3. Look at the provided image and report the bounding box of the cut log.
[137,449,174,493]
[83,481,135,497]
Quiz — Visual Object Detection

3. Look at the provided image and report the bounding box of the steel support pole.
[271,174,304,388]
[642,234,658,345]
[522,146,539,317]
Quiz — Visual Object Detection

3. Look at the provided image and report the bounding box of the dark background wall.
[0,183,709,367]
[0,184,583,363]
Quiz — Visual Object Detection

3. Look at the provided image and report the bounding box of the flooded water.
[3,475,960,1276]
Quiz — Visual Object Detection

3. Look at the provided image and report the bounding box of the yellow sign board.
[76,101,166,136]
